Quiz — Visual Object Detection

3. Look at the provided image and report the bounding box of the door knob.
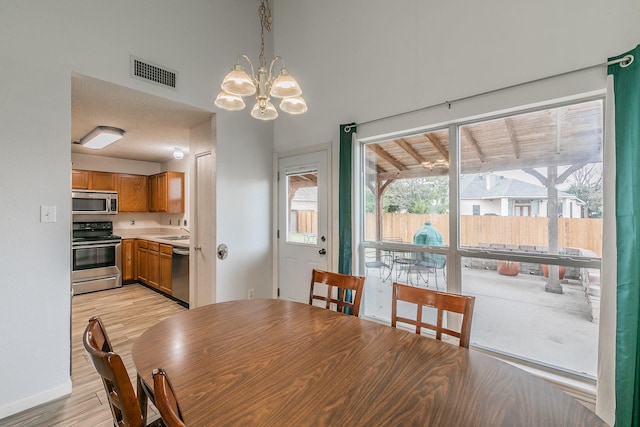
[217,243,228,260]
[318,248,326,255]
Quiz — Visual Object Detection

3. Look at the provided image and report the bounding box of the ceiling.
[71,74,213,163]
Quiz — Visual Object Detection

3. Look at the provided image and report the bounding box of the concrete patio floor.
[361,263,599,378]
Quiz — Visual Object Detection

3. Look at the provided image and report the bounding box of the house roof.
[459,174,580,201]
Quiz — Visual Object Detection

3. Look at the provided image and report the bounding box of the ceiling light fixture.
[173,148,184,160]
[78,126,125,149]
[421,159,450,170]
[214,0,307,120]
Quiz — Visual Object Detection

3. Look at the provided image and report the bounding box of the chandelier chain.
[258,0,272,69]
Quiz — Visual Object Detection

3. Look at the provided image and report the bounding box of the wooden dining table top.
[132,299,606,426]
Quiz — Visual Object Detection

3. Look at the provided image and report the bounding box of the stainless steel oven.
[72,221,122,295]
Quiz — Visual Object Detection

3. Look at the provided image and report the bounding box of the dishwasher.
[172,247,189,306]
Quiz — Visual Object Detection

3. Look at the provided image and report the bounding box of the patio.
[361,262,599,378]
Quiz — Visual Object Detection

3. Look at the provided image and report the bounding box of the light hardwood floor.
[2,284,186,427]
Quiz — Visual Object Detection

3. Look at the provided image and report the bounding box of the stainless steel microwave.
[72,190,118,215]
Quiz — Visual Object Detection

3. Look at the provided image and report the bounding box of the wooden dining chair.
[83,316,162,427]
[391,282,475,348]
[309,269,366,317]
[153,368,186,427]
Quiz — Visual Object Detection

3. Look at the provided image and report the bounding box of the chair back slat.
[309,269,365,317]
[391,283,475,348]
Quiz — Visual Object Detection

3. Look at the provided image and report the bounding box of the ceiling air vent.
[130,56,177,89]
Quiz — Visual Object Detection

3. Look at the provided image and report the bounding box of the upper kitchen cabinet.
[117,174,148,212]
[149,171,184,213]
[72,169,117,191]
[71,169,90,189]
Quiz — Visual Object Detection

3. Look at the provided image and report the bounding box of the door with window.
[278,150,328,302]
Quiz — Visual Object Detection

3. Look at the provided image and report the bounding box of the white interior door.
[193,151,214,307]
[190,117,216,308]
[278,150,328,302]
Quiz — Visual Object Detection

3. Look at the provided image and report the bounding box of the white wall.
[273,0,640,148]
[0,0,272,418]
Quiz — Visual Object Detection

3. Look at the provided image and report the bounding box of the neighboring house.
[460,173,585,218]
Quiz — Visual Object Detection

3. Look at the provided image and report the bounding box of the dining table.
[132,299,606,426]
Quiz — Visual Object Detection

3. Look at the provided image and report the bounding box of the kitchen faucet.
[180,226,190,234]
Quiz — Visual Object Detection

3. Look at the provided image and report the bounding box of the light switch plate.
[40,205,56,223]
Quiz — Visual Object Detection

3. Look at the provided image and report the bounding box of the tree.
[565,164,603,218]
[382,177,449,214]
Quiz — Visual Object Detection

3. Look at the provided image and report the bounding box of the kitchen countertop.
[115,228,190,248]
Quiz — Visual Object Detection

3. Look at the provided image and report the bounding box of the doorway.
[277,149,330,302]
[70,73,216,370]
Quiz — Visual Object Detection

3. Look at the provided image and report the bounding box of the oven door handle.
[73,242,121,250]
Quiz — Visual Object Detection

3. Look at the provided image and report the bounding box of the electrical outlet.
[248,288,255,299]
[130,220,135,226]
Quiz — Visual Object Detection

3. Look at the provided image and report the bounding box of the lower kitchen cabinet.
[135,239,172,296]
[147,242,160,288]
[136,240,148,284]
[159,244,173,294]
[121,239,135,283]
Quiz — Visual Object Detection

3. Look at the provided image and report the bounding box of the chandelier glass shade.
[214,0,306,121]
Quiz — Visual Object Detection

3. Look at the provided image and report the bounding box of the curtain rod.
[344,54,634,133]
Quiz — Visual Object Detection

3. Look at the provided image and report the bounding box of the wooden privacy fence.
[365,213,603,257]
[295,211,318,234]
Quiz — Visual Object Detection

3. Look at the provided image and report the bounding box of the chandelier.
[214,0,307,120]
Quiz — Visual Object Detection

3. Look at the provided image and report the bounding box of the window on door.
[286,171,318,245]
[360,97,603,378]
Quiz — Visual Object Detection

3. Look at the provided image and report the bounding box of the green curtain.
[609,44,640,427]
[339,123,356,275]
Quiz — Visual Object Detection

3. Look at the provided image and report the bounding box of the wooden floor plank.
[1,284,186,426]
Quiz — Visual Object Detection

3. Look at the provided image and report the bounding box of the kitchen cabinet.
[148,171,184,213]
[159,244,173,294]
[136,240,148,284]
[147,241,160,289]
[117,174,148,212]
[91,171,117,191]
[138,240,172,295]
[121,239,135,282]
[72,169,90,189]
[71,169,116,191]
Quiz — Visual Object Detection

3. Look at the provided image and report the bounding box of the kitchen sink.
[156,235,190,241]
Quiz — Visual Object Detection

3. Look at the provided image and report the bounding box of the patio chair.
[365,248,391,280]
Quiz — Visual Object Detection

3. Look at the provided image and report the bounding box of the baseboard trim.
[0,380,72,420]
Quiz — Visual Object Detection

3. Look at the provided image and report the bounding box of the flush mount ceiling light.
[214,0,307,121]
[78,126,125,149]
[173,148,184,159]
